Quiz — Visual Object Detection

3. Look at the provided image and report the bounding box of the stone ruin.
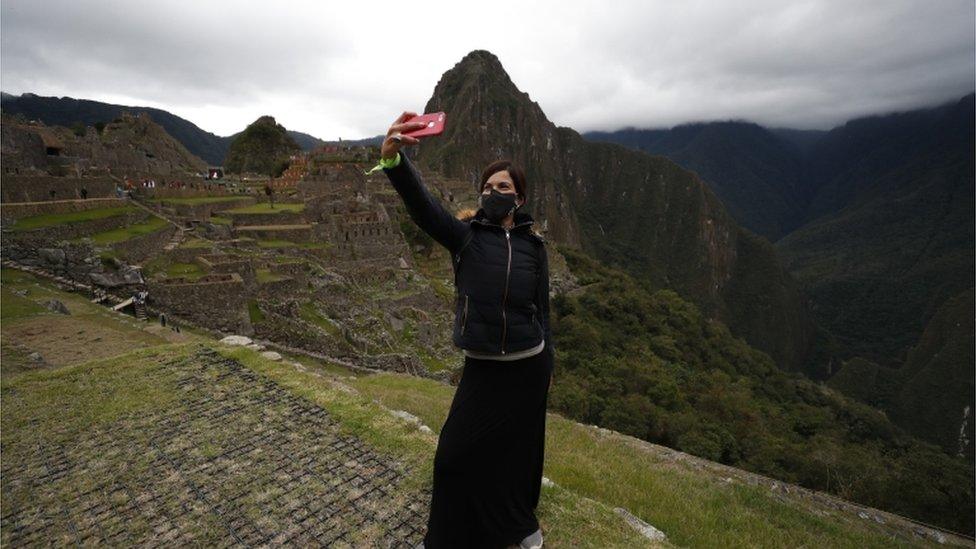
[1,137,473,378]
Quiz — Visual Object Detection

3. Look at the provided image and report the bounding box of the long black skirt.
[423,348,554,548]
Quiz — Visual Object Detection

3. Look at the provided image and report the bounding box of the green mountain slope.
[543,245,972,534]
[776,95,974,367]
[223,116,301,175]
[585,122,809,241]
[580,95,975,454]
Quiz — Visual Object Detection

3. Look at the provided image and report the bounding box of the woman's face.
[482,170,522,206]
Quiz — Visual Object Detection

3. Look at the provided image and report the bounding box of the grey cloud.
[1,0,973,138]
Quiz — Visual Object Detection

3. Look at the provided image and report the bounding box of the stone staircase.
[134,300,148,320]
[163,228,187,251]
[127,196,212,250]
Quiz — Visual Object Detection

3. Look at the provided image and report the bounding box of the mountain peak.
[429,49,520,101]
[455,49,506,71]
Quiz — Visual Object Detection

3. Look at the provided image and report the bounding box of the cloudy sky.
[2,0,973,140]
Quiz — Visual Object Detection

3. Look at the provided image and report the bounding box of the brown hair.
[479,160,526,202]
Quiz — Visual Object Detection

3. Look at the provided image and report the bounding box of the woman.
[377,112,554,549]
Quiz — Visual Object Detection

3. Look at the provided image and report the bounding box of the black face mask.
[479,189,520,224]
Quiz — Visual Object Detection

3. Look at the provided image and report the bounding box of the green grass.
[208,216,233,225]
[166,262,205,280]
[0,287,47,320]
[255,268,287,283]
[248,300,265,324]
[1,346,182,441]
[298,303,341,337]
[0,274,948,546]
[86,216,169,245]
[154,196,248,205]
[256,239,331,250]
[347,372,936,548]
[225,202,305,214]
[221,346,655,546]
[10,206,136,231]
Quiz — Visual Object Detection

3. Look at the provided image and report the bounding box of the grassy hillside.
[543,246,973,534]
[2,268,966,546]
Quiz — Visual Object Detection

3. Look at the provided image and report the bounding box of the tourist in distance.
[376,111,553,549]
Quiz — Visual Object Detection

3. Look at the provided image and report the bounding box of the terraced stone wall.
[4,210,149,241]
[0,198,127,224]
[110,225,177,264]
[148,273,252,334]
[1,176,117,202]
[228,211,307,227]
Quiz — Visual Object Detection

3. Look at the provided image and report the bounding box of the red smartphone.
[401,112,446,138]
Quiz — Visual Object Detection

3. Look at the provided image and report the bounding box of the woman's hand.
[381,111,427,160]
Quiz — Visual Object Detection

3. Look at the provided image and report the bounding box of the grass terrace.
[255,268,288,283]
[9,206,137,231]
[153,196,249,205]
[0,271,959,546]
[85,217,169,245]
[166,262,206,280]
[256,239,331,250]
[348,372,946,548]
[298,303,343,338]
[225,202,305,214]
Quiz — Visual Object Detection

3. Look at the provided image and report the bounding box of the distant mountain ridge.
[584,94,976,457]
[0,92,326,165]
[586,122,812,240]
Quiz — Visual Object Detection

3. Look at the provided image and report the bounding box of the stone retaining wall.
[234,225,313,242]
[148,273,252,334]
[149,198,255,220]
[4,209,149,242]
[0,240,144,289]
[228,211,307,227]
[339,220,396,242]
[0,176,117,203]
[138,187,234,199]
[110,225,177,264]
[164,244,218,263]
[269,261,309,279]
[257,276,307,298]
[197,254,257,285]
[0,198,128,224]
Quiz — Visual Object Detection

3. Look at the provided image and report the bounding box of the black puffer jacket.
[384,153,553,358]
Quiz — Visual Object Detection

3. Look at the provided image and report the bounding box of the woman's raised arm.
[379,111,468,254]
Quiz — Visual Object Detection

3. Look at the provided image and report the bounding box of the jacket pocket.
[461,294,469,335]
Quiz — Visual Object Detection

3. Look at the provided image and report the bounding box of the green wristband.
[365,152,401,175]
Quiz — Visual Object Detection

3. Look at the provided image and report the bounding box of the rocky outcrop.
[224,116,300,176]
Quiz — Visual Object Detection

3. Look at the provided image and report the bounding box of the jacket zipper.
[501,228,512,353]
[461,294,469,335]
